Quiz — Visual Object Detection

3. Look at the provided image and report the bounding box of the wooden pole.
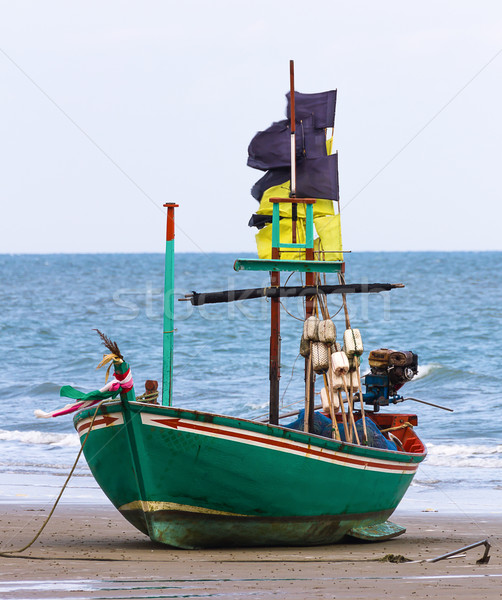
[290,59,297,244]
[287,59,314,433]
[342,375,360,444]
[303,344,312,432]
[336,389,350,442]
[355,366,368,443]
[289,60,296,197]
[304,267,315,433]
[315,289,341,441]
[269,255,281,425]
[339,277,351,329]
[338,269,367,444]
[323,372,341,440]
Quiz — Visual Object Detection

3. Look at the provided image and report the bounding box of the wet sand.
[1,503,501,599]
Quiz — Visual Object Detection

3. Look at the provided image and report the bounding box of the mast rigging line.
[181,283,404,306]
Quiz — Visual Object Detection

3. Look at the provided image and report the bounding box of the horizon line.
[1,249,502,256]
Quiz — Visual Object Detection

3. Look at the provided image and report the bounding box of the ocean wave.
[246,402,269,412]
[0,460,70,470]
[0,463,91,477]
[0,429,79,447]
[410,478,442,488]
[414,363,440,380]
[426,442,502,468]
[28,382,63,395]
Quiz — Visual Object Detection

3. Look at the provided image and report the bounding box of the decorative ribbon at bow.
[34,357,134,419]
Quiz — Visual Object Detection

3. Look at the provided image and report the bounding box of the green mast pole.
[162,203,179,406]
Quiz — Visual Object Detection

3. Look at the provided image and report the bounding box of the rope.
[380,422,414,433]
[331,304,344,318]
[0,399,108,558]
[280,353,301,407]
[279,300,304,321]
[278,272,308,321]
[135,391,159,403]
[96,354,122,383]
[283,271,296,286]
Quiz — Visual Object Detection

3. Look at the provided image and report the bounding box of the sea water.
[0,252,500,514]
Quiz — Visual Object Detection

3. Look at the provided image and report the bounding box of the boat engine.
[363,349,418,411]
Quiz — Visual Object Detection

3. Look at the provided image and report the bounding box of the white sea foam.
[426,443,502,468]
[0,429,79,447]
[246,402,269,412]
[414,363,440,380]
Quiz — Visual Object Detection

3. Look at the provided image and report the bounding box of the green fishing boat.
[63,63,430,549]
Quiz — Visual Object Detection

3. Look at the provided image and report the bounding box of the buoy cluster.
[300,316,367,443]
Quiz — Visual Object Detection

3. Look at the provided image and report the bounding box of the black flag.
[248,88,339,229]
[251,167,290,201]
[286,90,337,129]
[296,154,339,201]
[248,116,327,171]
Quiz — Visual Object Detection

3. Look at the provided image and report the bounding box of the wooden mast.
[267,58,291,424]
[290,60,297,244]
[269,60,296,425]
[291,67,315,435]
[269,260,280,424]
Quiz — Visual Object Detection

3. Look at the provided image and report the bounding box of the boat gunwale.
[73,400,427,465]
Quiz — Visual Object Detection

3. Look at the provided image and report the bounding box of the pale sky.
[1,1,501,253]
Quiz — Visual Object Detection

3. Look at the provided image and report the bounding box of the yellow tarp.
[255,213,343,261]
[314,214,343,261]
[256,182,305,219]
[326,136,333,155]
[256,181,335,220]
[254,176,343,261]
[256,219,307,261]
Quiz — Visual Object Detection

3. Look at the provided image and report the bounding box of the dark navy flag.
[250,153,339,203]
[286,90,337,129]
[247,116,327,171]
[251,167,290,201]
[247,120,297,171]
[296,154,339,201]
[247,214,273,229]
[298,116,328,159]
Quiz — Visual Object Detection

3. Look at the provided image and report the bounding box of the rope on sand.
[0,399,108,558]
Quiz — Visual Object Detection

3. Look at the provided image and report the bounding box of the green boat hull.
[74,401,426,549]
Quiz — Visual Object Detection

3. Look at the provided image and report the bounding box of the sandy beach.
[0,503,500,599]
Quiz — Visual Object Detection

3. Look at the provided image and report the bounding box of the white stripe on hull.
[140,413,419,475]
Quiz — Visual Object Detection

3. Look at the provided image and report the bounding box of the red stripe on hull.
[149,417,418,473]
